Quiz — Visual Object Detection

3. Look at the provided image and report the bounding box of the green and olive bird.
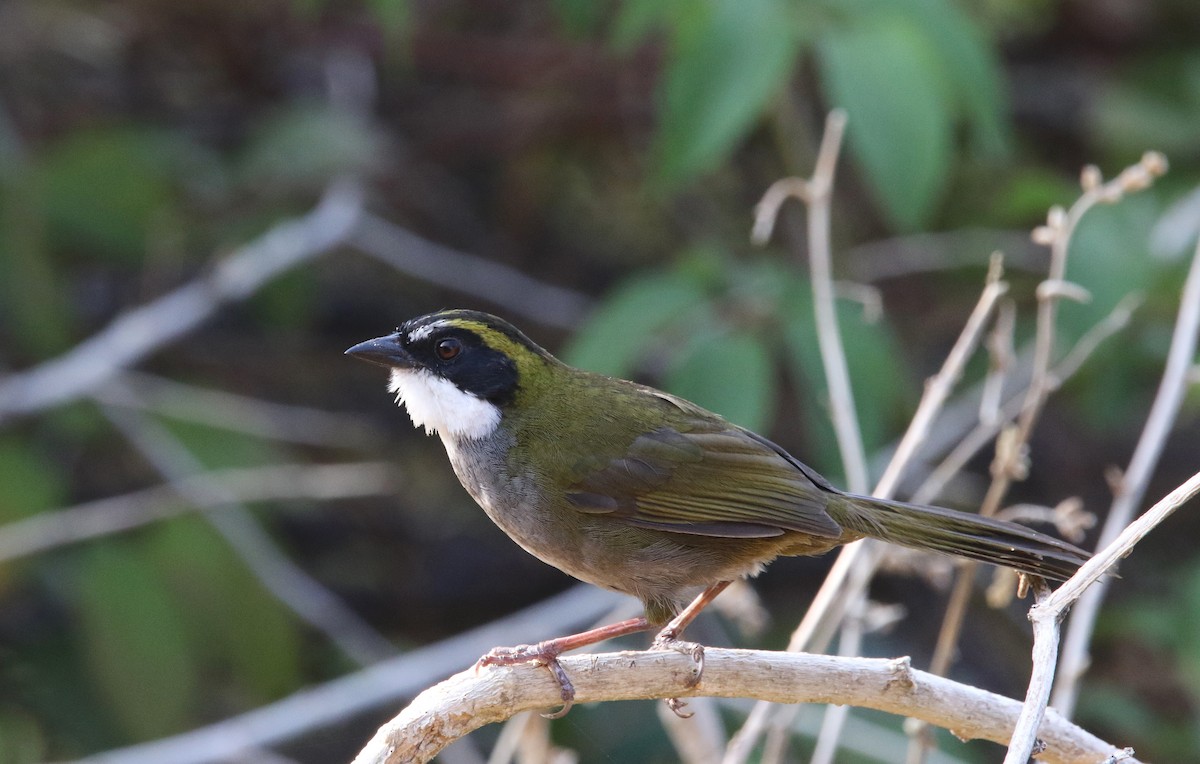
[347,309,1088,713]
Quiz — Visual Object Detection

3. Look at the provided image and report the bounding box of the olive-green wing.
[565,420,844,540]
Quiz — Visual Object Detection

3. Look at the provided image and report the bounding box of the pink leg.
[651,581,733,716]
[478,616,653,718]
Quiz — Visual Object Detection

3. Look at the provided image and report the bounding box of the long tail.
[831,494,1089,581]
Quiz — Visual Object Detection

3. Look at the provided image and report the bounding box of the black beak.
[344,333,416,369]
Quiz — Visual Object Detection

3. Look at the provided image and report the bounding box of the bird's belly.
[441,435,796,614]
[443,437,614,586]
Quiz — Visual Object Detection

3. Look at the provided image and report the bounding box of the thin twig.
[348,213,591,330]
[805,598,867,764]
[877,257,1009,499]
[101,402,397,666]
[354,648,1134,764]
[724,259,1012,764]
[0,181,364,423]
[71,586,621,764]
[1052,235,1200,716]
[1003,579,1058,764]
[753,109,868,494]
[95,371,386,449]
[736,110,872,764]
[922,156,1168,727]
[0,462,397,564]
[1006,471,1200,762]
[913,295,1140,505]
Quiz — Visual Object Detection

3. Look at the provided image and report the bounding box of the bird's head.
[345,309,560,440]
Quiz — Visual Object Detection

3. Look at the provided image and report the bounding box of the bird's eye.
[435,338,462,361]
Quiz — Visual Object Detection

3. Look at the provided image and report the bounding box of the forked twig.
[753,109,868,494]
[725,255,1012,763]
[918,156,1169,761]
[1005,471,1200,762]
[1052,234,1200,716]
[0,181,364,422]
[354,648,1135,764]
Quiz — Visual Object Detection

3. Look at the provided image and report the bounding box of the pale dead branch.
[0,181,365,423]
[71,586,620,764]
[1005,471,1200,762]
[354,648,1134,764]
[0,461,396,564]
[1052,233,1200,716]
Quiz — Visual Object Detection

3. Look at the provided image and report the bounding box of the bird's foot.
[477,643,575,719]
[651,628,705,718]
[651,629,706,685]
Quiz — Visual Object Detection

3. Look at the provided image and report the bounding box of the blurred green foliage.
[565,249,911,476]
[0,0,1197,761]
[624,0,1010,228]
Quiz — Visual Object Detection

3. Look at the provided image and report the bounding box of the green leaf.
[76,545,198,741]
[239,106,385,192]
[147,518,301,702]
[817,14,953,229]
[0,708,46,764]
[653,0,800,187]
[563,271,708,376]
[665,330,775,432]
[0,167,74,356]
[896,0,1010,156]
[38,127,180,261]
[781,283,912,475]
[0,437,67,525]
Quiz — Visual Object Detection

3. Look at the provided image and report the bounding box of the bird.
[346,308,1089,715]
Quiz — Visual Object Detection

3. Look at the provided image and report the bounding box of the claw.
[540,658,576,718]
[666,696,694,718]
[476,643,577,718]
[684,642,704,687]
[652,633,707,687]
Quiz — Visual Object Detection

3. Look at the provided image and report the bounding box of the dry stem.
[1005,470,1200,761]
[353,649,1133,764]
[1052,234,1200,716]
[725,255,1012,763]
[921,153,1169,728]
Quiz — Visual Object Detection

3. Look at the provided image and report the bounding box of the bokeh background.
[1,1,1199,761]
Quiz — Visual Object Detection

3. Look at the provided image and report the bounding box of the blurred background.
[1,0,1199,761]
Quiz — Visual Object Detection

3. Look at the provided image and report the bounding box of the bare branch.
[101,402,397,666]
[1053,235,1200,716]
[72,586,621,764]
[1006,471,1200,761]
[94,371,386,449]
[0,462,397,564]
[726,259,1014,764]
[914,295,1139,506]
[348,213,591,330]
[1047,470,1200,613]
[924,155,1169,725]
[354,649,1135,764]
[1003,580,1058,764]
[753,109,868,494]
[0,181,364,423]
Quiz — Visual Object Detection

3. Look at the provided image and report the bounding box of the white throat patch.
[388,368,501,441]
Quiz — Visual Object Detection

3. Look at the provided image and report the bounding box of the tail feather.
[832,495,1089,581]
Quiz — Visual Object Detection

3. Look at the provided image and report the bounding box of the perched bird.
[346,309,1088,714]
